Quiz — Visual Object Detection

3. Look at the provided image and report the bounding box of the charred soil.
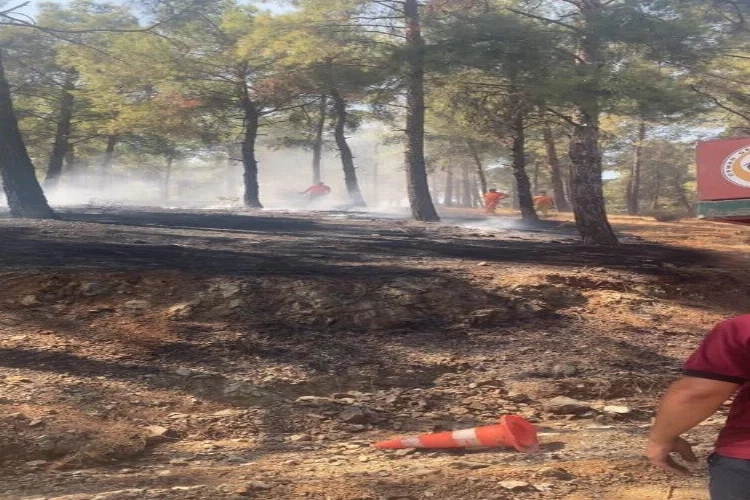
[1,208,747,500]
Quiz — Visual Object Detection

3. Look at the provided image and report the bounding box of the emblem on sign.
[723,146,750,188]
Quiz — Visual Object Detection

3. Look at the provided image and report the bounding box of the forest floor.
[2,206,750,500]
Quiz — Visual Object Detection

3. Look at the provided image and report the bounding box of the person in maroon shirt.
[647,316,750,499]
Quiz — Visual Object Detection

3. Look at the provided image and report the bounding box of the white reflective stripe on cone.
[401,437,422,448]
[451,428,482,447]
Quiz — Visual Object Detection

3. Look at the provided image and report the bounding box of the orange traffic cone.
[374,415,539,453]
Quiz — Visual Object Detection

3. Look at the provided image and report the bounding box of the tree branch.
[691,85,750,123]
[506,7,583,34]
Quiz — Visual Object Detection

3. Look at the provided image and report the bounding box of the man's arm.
[647,376,738,475]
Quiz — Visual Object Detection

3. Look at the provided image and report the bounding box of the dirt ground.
[2,207,750,500]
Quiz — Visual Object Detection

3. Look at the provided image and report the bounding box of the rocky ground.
[2,207,750,500]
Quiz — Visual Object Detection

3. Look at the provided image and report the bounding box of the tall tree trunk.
[567,0,618,245]
[443,168,454,206]
[461,163,472,207]
[652,170,661,211]
[467,139,488,195]
[673,176,693,214]
[372,146,379,205]
[45,69,77,189]
[99,134,118,189]
[542,120,570,211]
[0,50,55,219]
[312,94,327,185]
[241,96,263,209]
[224,145,235,198]
[163,153,174,202]
[64,145,75,172]
[404,0,439,221]
[532,160,540,194]
[330,88,365,207]
[510,110,538,223]
[475,178,483,208]
[626,118,646,216]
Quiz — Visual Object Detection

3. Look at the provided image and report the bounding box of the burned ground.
[1,208,747,499]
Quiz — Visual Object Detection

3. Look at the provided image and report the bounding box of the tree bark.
[312,94,327,185]
[404,0,439,221]
[532,160,540,194]
[567,0,618,245]
[626,118,646,216]
[467,139,488,195]
[0,50,55,219]
[163,152,174,202]
[64,145,75,172]
[330,88,366,207]
[673,176,693,214]
[461,163,472,207]
[652,170,661,211]
[510,110,538,223]
[443,168,454,206]
[99,134,118,189]
[542,120,570,211]
[45,69,77,189]
[372,147,379,205]
[241,95,263,209]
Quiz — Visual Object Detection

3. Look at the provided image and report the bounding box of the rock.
[28,418,44,427]
[167,413,190,420]
[358,455,370,462]
[170,486,205,492]
[239,481,273,492]
[338,407,373,425]
[288,434,312,442]
[6,375,33,384]
[552,362,579,378]
[48,495,93,500]
[498,480,534,492]
[451,461,490,470]
[339,424,367,432]
[25,460,48,467]
[123,300,150,310]
[507,392,532,403]
[535,467,575,480]
[212,409,238,417]
[79,282,107,297]
[468,308,514,327]
[394,449,415,457]
[544,396,592,415]
[90,489,147,500]
[166,303,192,320]
[20,295,40,306]
[412,469,439,478]
[225,455,247,463]
[211,280,242,298]
[144,425,179,444]
[603,405,633,415]
[295,396,334,405]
